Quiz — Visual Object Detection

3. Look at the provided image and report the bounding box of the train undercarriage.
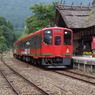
[13,54,72,68]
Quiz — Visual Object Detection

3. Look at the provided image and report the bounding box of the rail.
[0,55,49,95]
[52,70,95,86]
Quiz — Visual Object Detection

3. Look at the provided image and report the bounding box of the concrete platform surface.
[72,56,95,61]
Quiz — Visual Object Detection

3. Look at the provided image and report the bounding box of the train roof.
[13,27,72,44]
[13,29,41,44]
[41,27,72,31]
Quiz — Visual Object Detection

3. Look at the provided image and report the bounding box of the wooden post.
[84,60,87,72]
[90,62,93,72]
[73,60,76,69]
[91,65,93,72]
[27,63,29,68]
[84,64,86,72]
[78,61,80,70]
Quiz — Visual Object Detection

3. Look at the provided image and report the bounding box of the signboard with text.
[92,37,95,49]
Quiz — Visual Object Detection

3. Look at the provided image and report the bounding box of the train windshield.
[44,30,52,45]
[64,30,71,45]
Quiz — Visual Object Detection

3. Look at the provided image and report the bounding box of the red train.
[13,27,73,68]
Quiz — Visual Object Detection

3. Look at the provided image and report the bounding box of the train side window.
[44,30,52,45]
[64,30,71,45]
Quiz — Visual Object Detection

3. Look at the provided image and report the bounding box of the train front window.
[44,30,52,45]
[55,36,61,45]
[64,30,71,45]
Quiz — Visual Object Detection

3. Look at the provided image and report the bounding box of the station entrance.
[82,35,92,52]
[75,35,93,55]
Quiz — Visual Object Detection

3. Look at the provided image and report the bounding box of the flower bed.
[83,52,92,57]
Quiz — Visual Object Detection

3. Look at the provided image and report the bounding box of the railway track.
[12,57,73,94]
[52,70,95,86]
[13,57,95,86]
[4,56,94,95]
[0,55,49,95]
[11,56,95,86]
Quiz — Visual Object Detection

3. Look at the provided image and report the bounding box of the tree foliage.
[26,3,55,34]
[0,0,91,31]
[0,17,17,52]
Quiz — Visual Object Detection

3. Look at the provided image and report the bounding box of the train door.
[54,33,63,56]
[63,30,73,56]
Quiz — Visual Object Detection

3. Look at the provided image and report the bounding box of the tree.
[0,16,17,51]
[26,3,55,34]
[0,43,7,53]
[0,30,7,53]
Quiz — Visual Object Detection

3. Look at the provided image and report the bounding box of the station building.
[54,0,95,55]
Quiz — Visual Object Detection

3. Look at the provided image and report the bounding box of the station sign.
[92,37,95,49]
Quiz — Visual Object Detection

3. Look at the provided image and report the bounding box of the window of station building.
[55,36,61,45]
[44,30,52,45]
[64,30,71,45]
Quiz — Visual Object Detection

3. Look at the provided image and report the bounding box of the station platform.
[72,56,95,72]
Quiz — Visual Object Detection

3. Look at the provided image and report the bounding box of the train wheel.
[33,59,37,65]
[14,54,17,59]
[31,58,34,64]
[37,59,42,66]
[23,56,26,61]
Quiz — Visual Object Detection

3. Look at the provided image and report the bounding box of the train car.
[13,27,73,68]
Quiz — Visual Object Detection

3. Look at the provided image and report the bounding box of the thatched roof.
[54,3,95,29]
